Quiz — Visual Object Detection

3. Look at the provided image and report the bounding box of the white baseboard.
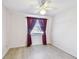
[9,44,26,48]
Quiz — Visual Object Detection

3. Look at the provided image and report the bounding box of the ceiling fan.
[36,0,57,15]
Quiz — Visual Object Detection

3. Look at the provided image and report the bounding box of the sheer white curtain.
[31,20,43,34]
[31,20,43,45]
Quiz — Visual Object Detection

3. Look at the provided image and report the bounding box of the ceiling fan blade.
[35,0,57,13]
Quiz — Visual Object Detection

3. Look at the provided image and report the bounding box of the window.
[31,20,43,34]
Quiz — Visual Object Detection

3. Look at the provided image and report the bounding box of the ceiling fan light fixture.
[40,9,46,15]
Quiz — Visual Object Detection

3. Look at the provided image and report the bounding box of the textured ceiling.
[2,0,76,16]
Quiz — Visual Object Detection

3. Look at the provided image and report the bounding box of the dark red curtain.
[39,19,47,45]
[27,17,36,47]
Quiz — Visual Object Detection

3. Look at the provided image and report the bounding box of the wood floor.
[3,45,76,59]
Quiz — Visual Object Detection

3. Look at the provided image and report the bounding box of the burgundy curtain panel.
[27,17,36,47]
[39,19,47,45]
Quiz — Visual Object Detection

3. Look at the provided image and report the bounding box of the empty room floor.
[3,45,76,59]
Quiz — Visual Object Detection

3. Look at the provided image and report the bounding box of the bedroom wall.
[2,6,11,57]
[8,10,53,48]
[8,12,27,48]
[52,7,77,57]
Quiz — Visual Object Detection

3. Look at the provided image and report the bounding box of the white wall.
[52,7,77,57]
[2,6,8,57]
[8,12,27,48]
[7,11,53,48]
[2,6,11,57]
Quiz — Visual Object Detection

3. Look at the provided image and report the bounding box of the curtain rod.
[26,17,48,20]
